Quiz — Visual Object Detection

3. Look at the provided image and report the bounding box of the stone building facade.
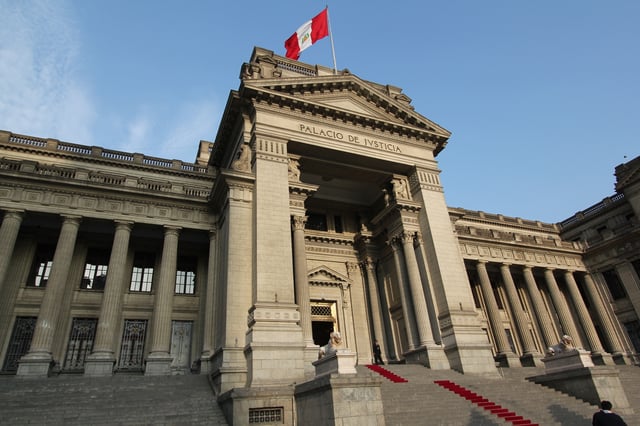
[0,47,637,422]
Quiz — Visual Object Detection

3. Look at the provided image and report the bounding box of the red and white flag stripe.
[284,9,329,60]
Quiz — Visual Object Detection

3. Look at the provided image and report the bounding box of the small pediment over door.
[307,265,350,288]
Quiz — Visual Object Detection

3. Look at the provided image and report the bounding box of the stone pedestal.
[218,386,296,426]
[541,349,594,374]
[529,350,633,416]
[295,373,385,426]
[313,350,357,377]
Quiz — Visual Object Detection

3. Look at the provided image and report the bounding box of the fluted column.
[85,220,133,376]
[544,268,581,345]
[400,232,435,347]
[18,215,81,376]
[522,266,557,347]
[476,261,514,358]
[291,215,313,346]
[146,226,180,375]
[0,209,24,293]
[200,228,218,372]
[390,238,418,351]
[563,271,605,354]
[363,258,385,350]
[500,264,539,358]
[582,273,624,355]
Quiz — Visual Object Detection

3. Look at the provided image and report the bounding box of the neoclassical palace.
[1,47,639,418]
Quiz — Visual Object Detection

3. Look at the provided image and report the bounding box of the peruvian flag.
[284,9,329,60]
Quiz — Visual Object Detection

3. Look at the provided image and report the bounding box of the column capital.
[291,214,307,231]
[2,209,25,219]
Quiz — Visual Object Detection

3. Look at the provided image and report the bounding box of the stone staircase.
[0,373,228,425]
[368,363,640,426]
[1,365,638,425]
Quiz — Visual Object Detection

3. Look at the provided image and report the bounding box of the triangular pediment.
[307,265,350,286]
[238,48,451,140]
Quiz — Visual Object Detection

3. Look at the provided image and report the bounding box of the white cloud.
[0,0,94,143]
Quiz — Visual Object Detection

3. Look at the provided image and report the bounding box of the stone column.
[582,273,625,358]
[84,221,133,376]
[145,226,181,375]
[500,264,542,366]
[291,215,313,347]
[476,260,519,366]
[199,228,218,374]
[17,215,81,377]
[399,232,435,347]
[389,237,418,351]
[544,268,581,346]
[522,266,557,347]
[564,271,610,364]
[0,209,24,293]
[363,258,385,358]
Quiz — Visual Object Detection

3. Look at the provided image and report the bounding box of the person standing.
[373,340,384,365]
[593,400,627,426]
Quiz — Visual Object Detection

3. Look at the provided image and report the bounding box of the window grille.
[311,305,332,317]
[63,318,97,370]
[249,407,284,424]
[118,319,147,370]
[2,317,36,372]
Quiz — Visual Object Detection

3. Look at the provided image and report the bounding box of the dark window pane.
[306,213,327,231]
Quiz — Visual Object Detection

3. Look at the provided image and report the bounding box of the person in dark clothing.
[373,340,384,365]
[592,400,627,426]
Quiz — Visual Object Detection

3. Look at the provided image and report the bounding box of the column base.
[520,352,545,367]
[404,345,450,369]
[16,351,54,377]
[84,352,116,376]
[495,351,522,368]
[591,351,615,366]
[144,352,173,376]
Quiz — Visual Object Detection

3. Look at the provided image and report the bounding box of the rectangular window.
[175,256,197,295]
[81,248,109,290]
[27,244,55,287]
[130,252,155,292]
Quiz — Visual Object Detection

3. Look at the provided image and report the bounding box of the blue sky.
[1,1,638,224]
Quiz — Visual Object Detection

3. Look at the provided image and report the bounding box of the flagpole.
[326,6,338,74]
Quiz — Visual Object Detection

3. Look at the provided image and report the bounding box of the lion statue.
[546,335,574,356]
[318,331,343,359]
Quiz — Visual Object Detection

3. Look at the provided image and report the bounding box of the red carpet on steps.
[365,364,408,383]
[434,380,538,426]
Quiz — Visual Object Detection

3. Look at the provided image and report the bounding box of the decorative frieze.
[460,242,585,270]
[0,182,213,228]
